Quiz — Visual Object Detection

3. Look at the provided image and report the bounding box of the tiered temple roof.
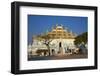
[47,24,76,39]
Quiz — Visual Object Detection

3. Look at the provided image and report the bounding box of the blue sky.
[28,15,88,44]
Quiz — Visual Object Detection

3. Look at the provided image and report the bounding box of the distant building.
[28,24,77,56]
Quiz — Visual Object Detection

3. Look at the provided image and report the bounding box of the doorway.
[59,42,62,48]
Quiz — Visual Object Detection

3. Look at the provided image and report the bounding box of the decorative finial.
[70,30,72,33]
[56,24,58,27]
[61,24,63,27]
[52,25,54,30]
[46,29,49,33]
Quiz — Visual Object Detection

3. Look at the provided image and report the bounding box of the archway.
[59,42,62,48]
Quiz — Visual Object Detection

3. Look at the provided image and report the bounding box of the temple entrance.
[59,42,62,48]
[52,49,55,55]
[58,42,63,54]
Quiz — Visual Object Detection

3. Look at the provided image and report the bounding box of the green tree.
[74,32,87,45]
[36,34,52,56]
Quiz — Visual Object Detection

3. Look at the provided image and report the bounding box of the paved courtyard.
[28,53,88,61]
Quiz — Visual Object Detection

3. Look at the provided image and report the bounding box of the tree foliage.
[74,32,87,45]
[35,34,52,55]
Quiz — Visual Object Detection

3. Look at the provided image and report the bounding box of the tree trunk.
[46,45,51,56]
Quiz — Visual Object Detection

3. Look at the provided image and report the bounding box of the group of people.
[66,43,87,54]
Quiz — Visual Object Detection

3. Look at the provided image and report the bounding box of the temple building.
[28,24,77,56]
